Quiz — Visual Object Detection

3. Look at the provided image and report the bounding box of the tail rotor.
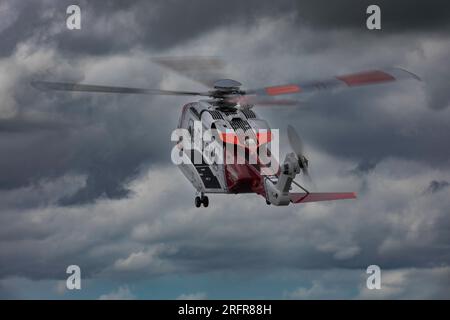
[287,125,315,188]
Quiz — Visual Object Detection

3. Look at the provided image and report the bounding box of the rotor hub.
[213,79,242,91]
[209,79,245,107]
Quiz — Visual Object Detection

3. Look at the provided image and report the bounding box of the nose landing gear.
[195,194,209,208]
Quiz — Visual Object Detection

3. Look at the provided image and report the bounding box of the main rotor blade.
[225,95,301,106]
[246,67,421,98]
[31,81,209,96]
[152,56,227,87]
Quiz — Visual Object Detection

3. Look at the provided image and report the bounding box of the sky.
[0,0,449,299]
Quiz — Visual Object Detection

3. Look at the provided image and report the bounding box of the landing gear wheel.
[266,200,271,205]
[195,196,201,208]
[202,196,209,208]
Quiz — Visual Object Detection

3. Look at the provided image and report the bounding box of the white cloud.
[113,244,178,275]
[357,267,450,299]
[176,292,208,300]
[284,267,450,300]
[285,281,343,300]
[0,2,18,33]
[99,286,136,300]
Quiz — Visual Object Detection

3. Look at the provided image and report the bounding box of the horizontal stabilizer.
[290,192,356,204]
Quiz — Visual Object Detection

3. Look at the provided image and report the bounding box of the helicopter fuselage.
[176,100,275,198]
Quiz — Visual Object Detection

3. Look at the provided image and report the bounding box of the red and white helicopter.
[32,59,419,207]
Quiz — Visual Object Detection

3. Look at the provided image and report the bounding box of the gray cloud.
[98,286,136,300]
[1,160,449,280]
[0,0,449,299]
[2,1,450,57]
[284,267,450,299]
[425,180,449,194]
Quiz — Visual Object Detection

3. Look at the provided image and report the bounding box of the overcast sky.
[0,0,449,299]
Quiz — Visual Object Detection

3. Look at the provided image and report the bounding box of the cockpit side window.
[190,107,200,119]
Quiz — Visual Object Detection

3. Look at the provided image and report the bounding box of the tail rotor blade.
[288,125,317,189]
[287,125,304,157]
[302,168,317,190]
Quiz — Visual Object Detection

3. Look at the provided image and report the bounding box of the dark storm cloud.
[1,0,450,299]
[0,117,72,133]
[1,0,449,202]
[280,87,450,167]
[0,105,174,200]
[425,180,449,194]
[349,160,378,176]
[1,163,448,287]
[1,0,292,57]
[0,44,178,202]
[292,0,450,32]
[2,1,450,57]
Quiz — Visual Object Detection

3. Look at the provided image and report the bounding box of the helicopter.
[31,59,420,208]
